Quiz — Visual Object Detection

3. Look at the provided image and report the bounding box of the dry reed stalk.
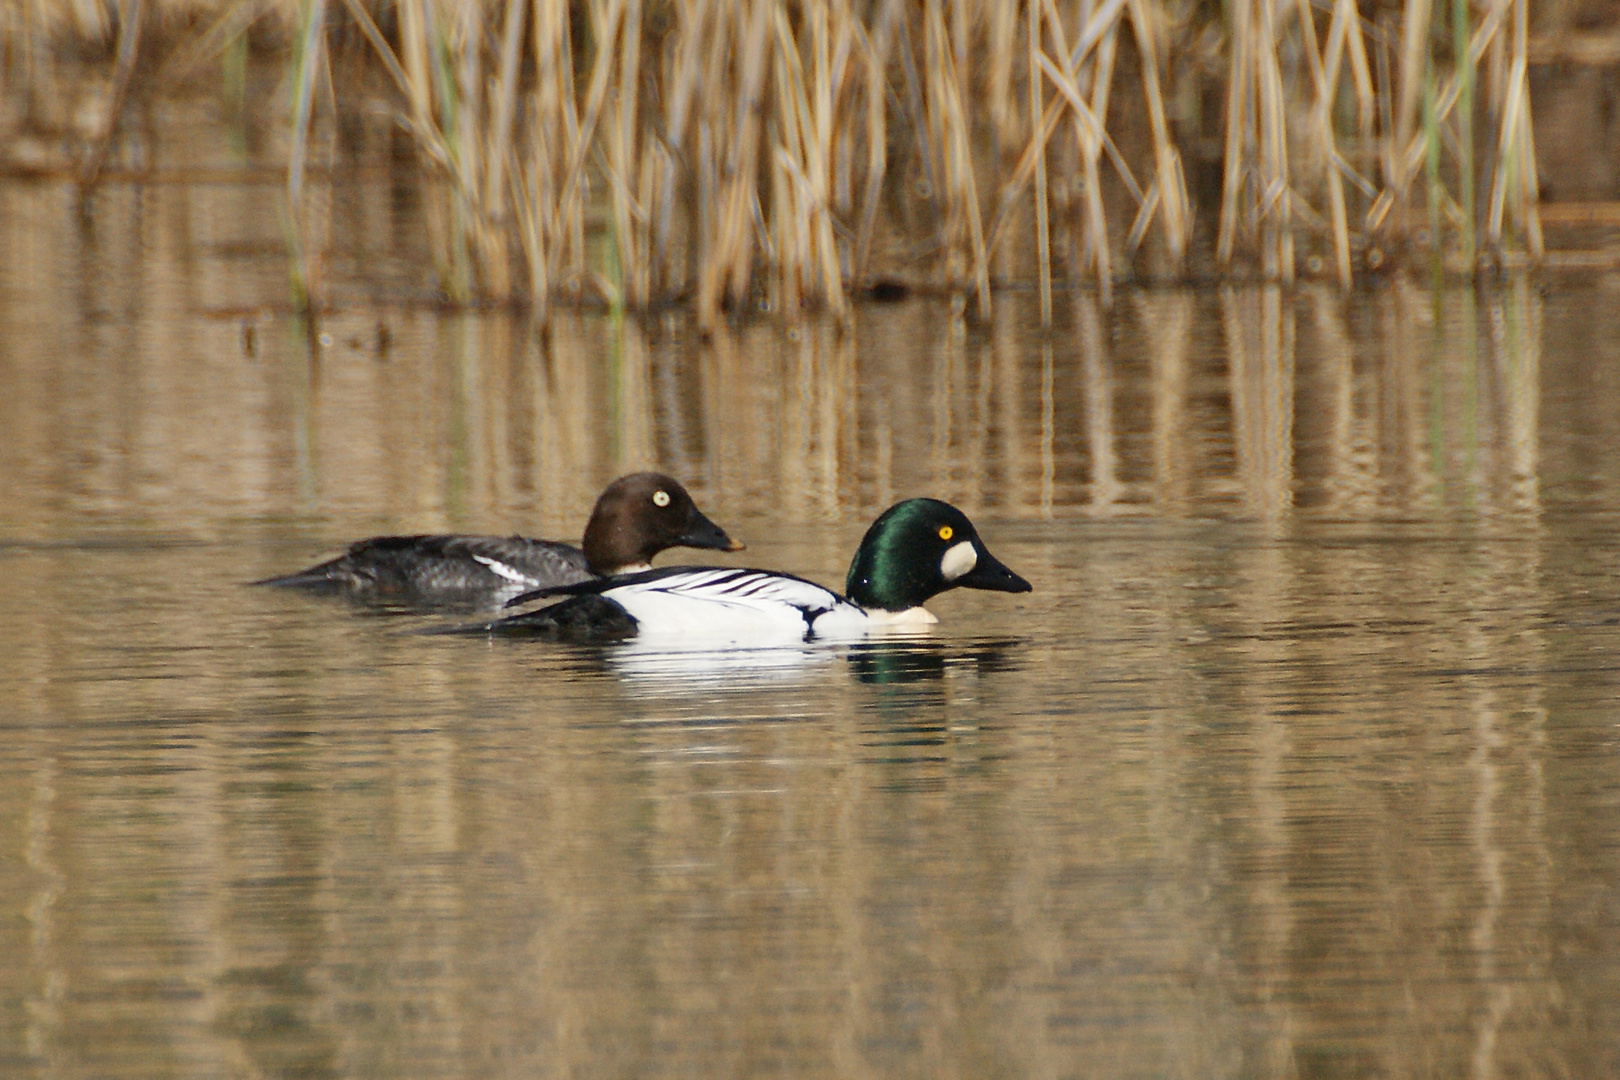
[1396,2,1508,178]
[1379,0,1526,269]
[1390,0,1432,197]
[1453,0,1475,268]
[339,0,447,169]
[1484,0,1541,258]
[1324,0,1378,258]
[651,0,714,299]
[551,0,626,302]
[770,6,809,313]
[451,5,480,201]
[949,0,971,106]
[769,15,801,316]
[378,0,476,296]
[616,0,645,306]
[1124,0,1188,271]
[1423,67,1444,278]
[485,0,526,222]
[161,0,271,82]
[987,0,1020,157]
[397,0,435,146]
[447,3,488,296]
[1083,22,1119,301]
[286,0,328,308]
[1035,0,1111,293]
[791,0,848,318]
[1028,0,1051,328]
[690,5,730,310]
[1296,0,1350,286]
[695,0,769,331]
[851,6,894,285]
[767,6,812,312]
[923,0,990,318]
[633,126,658,304]
[1043,13,1108,286]
[1218,0,1328,281]
[1335,0,1377,133]
[474,2,526,297]
[1216,0,1250,268]
[993,0,1147,286]
[985,65,1064,262]
[522,0,581,317]
[768,150,796,315]
[813,2,852,316]
[1258,0,1292,281]
[78,0,143,188]
[1222,0,1394,282]
[1513,13,1544,262]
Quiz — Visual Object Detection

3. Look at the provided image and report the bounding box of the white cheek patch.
[940,540,978,582]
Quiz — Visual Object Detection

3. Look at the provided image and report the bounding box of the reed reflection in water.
[5,200,1620,1075]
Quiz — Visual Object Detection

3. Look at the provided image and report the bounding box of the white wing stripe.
[471,554,535,585]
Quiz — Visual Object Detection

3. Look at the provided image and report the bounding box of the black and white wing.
[496,566,852,640]
[598,567,852,640]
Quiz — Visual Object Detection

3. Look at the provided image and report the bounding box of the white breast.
[807,603,937,636]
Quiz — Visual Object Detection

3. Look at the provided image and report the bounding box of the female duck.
[255,473,742,607]
[481,498,1031,642]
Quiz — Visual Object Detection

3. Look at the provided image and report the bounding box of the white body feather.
[597,568,935,643]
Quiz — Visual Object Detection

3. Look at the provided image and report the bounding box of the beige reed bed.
[3,0,1545,324]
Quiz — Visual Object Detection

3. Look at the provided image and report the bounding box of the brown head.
[580,473,744,576]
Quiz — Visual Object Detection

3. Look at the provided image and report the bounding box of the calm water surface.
[5,175,1620,1078]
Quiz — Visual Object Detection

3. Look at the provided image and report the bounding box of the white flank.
[471,554,535,585]
[606,569,846,642]
[940,540,978,582]
[601,568,944,643]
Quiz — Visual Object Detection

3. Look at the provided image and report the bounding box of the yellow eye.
[938,525,953,541]
[652,490,671,507]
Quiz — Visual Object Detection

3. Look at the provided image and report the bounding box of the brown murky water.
[6,167,1620,1079]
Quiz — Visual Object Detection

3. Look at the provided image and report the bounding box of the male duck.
[254,472,742,606]
[478,498,1031,642]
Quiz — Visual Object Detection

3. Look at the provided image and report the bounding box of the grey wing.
[444,535,593,591]
[255,533,592,604]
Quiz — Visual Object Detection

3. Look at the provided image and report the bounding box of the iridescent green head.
[844,498,1032,613]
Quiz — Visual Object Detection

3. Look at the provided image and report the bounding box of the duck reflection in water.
[517,635,1025,693]
[844,638,1025,685]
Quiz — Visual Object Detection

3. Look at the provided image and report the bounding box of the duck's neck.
[586,514,648,579]
[845,560,935,614]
